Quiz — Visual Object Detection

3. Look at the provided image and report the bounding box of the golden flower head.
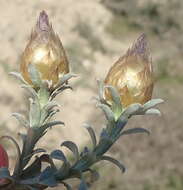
[20,10,69,89]
[104,34,154,107]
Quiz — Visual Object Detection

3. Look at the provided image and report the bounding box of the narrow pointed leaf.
[44,101,59,111]
[145,108,161,116]
[97,80,104,100]
[123,103,143,117]
[58,73,77,86]
[120,127,150,136]
[9,71,27,84]
[83,124,97,149]
[143,99,164,110]
[21,84,38,97]
[41,121,64,131]
[12,113,29,128]
[61,141,79,161]
[28,64,42,87]
[100,156,126,173]
[105,85,122,107]
[98,104,115,125]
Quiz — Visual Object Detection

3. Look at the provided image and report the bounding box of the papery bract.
[20,10,69,89]
[104,34,153,107]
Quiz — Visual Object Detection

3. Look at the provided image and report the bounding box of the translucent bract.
[104,34,153,107]
[20,11,69,88]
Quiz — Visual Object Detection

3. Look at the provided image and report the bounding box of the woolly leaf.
[41,121,64,131]
[9,71,27,84]
[61,141,79,161]
[83,124,97,149]
[123,103,143,117]
[28,64,42,87]
[21,84,38,97]
[105,85,122,114]
[145,108,161,116]
[143,99,164,110]
[12,113,29,128]
[100,156,126,173]
[98,104,115,127]
[58,73,77,86]
[120,127,150,136]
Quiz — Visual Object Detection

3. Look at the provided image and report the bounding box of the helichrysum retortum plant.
[0,11,163,190]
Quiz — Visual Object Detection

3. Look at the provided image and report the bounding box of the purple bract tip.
[37,10,50,32]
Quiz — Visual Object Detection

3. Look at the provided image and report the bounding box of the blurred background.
[0,0,183,189]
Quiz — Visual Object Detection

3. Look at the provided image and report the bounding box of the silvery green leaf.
[41,121,64,131]
[123,103,143,117]
[99,156,126,173]
[105,85,122,108]
[50,150,67,163]
[61,141,79,161]
[83,124,97,149]
[58,73,77,86]
[21,84,38,97]
[97,80,105,102]
[12,113,29,128]
[97,104,115,126]
[120,127,150,136]
[38,87,50,107]
[28,64,42,87]
[9,71,27,84]
[51,86,73,100]
[78,179,88,190]
[29,98,41,128]
[44,101,59,111]
[44,109,60,123]
[115,115,128,131]
[145,108,161,116]
[143,99,164,110]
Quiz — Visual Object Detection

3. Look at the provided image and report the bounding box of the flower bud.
[104,34,153,107]
[20,11,69,89]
